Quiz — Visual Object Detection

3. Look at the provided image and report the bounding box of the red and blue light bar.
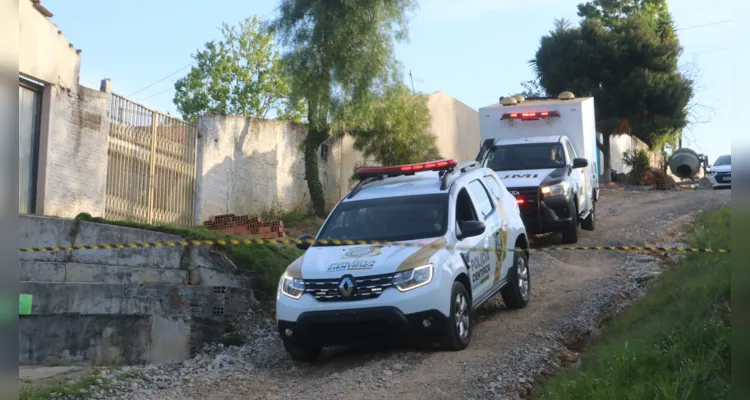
[501,111,560,121]
[356,159,457,180]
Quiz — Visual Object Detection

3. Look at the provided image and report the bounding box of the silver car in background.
[707,155,731,189]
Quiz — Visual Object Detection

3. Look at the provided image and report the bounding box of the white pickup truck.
[475,92,599,244]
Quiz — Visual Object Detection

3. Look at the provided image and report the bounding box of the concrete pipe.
[668,148,704,179]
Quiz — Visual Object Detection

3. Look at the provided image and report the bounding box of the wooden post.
[147,113,158,224]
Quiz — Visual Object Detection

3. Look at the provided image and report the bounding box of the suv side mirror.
[457,220,486,240]
[296,234,313,251]
[573,158,589,169]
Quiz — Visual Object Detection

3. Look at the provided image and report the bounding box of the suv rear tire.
[283,342,322,362]
[501,250,531,309]
[441,281,472,351]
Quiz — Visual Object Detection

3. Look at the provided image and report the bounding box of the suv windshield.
[316,194,449,243]
[483,143,566,171]
[714,155,731,166]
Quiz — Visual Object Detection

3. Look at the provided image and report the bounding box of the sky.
[45,0,734,162]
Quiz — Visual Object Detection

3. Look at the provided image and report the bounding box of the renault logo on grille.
[339,276,355,298]
[510,190,520,197]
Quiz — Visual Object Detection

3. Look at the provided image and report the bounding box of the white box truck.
[475,92,599,244]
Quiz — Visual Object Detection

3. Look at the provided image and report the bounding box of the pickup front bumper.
[510,187,575,234]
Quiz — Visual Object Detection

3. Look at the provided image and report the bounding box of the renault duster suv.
[276,159,531,361]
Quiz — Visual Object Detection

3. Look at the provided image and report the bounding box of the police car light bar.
[501,111,560,121]
[356,159,458,180]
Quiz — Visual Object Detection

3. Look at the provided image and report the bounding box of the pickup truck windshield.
[483,143,566,171]
[714,155,731,166]
[316,194,449,243]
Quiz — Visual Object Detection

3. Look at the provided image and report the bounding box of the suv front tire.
[442,281,472,351]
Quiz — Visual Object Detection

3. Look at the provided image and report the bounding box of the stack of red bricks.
[203,214,286,239]
[642,169,676,190]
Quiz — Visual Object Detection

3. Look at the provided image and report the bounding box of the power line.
[138,86,175,101]
[676,20,731,31]
[125,62,193,98]
[124,8,282,100]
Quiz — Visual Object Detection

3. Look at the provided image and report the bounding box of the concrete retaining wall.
[20,315,190,365]
[19,214,258,366]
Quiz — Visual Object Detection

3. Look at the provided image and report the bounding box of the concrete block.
[19,314,154,365]
[18,282,257,318]
[20,261,187,285]
[149,315,191,364]
[70,221,184,268]
[19,314,191,366]
[20,261,66,282]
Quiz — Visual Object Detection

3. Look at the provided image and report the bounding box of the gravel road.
[88,189,730,400]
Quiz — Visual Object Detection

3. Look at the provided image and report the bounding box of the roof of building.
[31,0,53,18]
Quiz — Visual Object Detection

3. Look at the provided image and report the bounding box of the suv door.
[481,174,513,284]
[465,180,501,297]
[454,186,493,300]
[564,139,585,213]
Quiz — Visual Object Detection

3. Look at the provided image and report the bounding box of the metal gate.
[19,78,43,214]
[105,94,198,226]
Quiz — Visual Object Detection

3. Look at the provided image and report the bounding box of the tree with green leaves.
[272,0,418,217]
[173,16,304,124]
[345,83,440,171]
[531,1,692,181]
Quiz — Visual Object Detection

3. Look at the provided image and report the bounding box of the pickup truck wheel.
[501,250,531,309]
[562,201,579,244]
[442,281,472,351]
[581,200,595,231]
[283,342,322,362]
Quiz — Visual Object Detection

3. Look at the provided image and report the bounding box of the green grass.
[20,373,110,400]
[73,213,303,299]
[533,207,731,400]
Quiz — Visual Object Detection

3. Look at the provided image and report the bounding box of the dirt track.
[104,189,731,400]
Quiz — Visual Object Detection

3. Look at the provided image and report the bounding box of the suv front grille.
[507,187,540,211]
[303,272,395,302]
[715,172,731,183]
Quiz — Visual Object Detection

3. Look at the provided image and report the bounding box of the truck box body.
[479,97,598,181]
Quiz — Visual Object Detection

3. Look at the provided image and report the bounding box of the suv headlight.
[280,274,305,299]
[392,264,434,292]
[541,181,570,197]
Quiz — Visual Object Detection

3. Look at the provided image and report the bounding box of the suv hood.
[494,168,559,188]
[710,164,731,173]
[287,237,446,280]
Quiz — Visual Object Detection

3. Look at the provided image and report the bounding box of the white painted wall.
[195,115,342,222]
[337,91,480,195]
[19,0,80,87]
[36,85,110,218]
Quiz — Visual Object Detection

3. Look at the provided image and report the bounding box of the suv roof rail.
[440,161,481,191]
[458,161,480,173]
[347,176,385,199]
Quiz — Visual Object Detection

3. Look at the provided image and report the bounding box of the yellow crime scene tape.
[18,238,731,254]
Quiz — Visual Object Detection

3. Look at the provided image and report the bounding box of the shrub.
[622,149,651,183]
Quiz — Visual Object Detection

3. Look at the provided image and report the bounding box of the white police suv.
[276,159,531,361]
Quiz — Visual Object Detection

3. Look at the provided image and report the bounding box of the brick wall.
[37,84,109,218]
